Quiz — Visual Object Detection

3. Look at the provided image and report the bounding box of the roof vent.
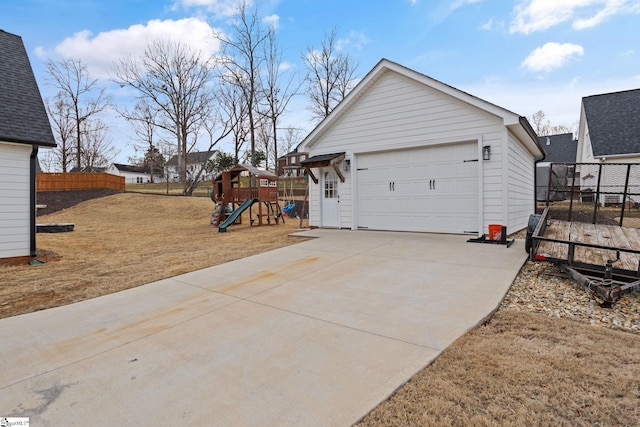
[546,136,551,146]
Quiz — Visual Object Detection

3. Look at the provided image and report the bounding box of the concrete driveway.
[0,230,527,426]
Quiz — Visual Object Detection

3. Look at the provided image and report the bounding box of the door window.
[324,171,338,198]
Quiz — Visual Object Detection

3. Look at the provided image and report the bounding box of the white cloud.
[336,31,371,51]
[510,0,639,34]
[481,18,494,30]
[480,17,505,30]
[521,42,584,73]
[37,18,221,80]
[430,0,483,23]
[263,14,280,29]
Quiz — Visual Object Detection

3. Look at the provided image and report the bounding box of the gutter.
[30,144,38,257]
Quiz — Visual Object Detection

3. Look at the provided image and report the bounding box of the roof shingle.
[0,30,56,147]
[583,88,640,157]
[537,133,577,163]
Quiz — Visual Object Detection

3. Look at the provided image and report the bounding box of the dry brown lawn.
[2,193,639,426]
[356,309,640,426]
[0,193,306,318]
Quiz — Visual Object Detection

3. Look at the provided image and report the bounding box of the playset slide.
[218,198,258,232]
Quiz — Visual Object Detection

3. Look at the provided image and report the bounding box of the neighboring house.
[69,166,108,173]
[107,163,162,184]
[277,150,308,177]
[298,59,544,235]
[576,88,640,163]
[576,88,640,204]
[536,133,578,201]
[0,30,56,258]
[166,150,218,182]
[538,133,578,164]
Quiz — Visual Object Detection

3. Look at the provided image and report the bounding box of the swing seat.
[283,203,296,214]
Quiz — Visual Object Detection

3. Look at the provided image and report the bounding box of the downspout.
[519,117,546,212]
[30,144,38,257]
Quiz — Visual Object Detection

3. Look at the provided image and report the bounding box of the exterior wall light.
[343,159,351,172]
[483,145,491,161]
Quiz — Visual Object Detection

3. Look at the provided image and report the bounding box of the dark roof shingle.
[537,133,577,163]
[583,88,640,157]
[0,30,56,147]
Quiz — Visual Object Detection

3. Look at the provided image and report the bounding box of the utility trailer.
[527,162,640,306]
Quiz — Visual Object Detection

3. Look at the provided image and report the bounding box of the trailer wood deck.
[530,162,640,303]
[536,219,640,274]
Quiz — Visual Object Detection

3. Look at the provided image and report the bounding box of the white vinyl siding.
[304,65,540,234]
[0,142,31,258]
[507,131,536,232]
[307,71,503,231]
[311,71,503,154]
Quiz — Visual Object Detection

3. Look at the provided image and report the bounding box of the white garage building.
[299,59,544,235]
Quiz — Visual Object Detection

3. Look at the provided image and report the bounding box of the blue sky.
[2,0,639,164]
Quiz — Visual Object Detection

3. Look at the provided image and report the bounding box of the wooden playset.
[211,164,283,232]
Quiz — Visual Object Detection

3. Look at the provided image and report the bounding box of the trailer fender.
[525,214,542,254]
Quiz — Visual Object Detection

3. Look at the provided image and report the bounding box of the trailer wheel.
[525,214,541,254]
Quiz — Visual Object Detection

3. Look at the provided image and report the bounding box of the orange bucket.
[488,224,502,240]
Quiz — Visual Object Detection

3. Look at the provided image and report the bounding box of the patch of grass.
[357,309,640,427]
[125,182,212,197]
[1,193,305,318]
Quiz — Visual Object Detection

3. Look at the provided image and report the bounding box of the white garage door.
[356,142,479,233]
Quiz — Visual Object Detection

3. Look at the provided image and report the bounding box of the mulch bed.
[37,189,121,216]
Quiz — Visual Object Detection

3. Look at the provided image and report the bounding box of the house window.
[136,177,144,183]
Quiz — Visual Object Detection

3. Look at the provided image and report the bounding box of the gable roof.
[213,163,278,181]
[166,150,217,167]
[0,30,55,147]
[112,163,161,174]
[582,88,640,157]
[300,58,542,158]
[537,133,577,163]
[70,166,107,173]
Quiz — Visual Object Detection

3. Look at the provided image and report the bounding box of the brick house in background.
[277,150,308,177]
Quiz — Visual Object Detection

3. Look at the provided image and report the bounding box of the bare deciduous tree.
[221,81,250,162]
[529,110,577,137]
[79,119,117,170]
[280,127,305,157]
[45,92,75,172]
[259,27,300,170]
[215,1,270,167]
[122,99,161,182]
[113,39,214,193]
[46,58,110,170]
[303,27,358,121]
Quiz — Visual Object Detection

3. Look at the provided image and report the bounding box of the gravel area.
[503,257,640,335]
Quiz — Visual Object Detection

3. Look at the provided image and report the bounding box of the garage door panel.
[357,142,478,233]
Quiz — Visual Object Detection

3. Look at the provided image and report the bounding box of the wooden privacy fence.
[37,172,125,191]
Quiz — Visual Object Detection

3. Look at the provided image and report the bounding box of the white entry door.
[322,169,340,227]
